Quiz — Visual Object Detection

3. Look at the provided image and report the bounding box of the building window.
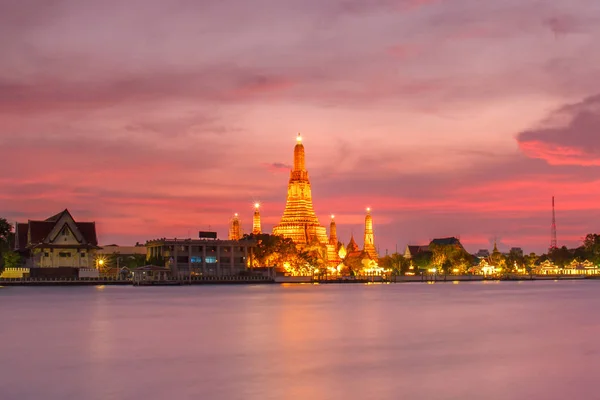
[207,246,217,253]
[80,252,86,257]
[59,252,71,258]
[220,257,231,264]
[191,256,202,264]
[205,256,217,264]
[44,252,49,257]
[177,256,189,263]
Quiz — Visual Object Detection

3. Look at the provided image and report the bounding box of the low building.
[96,244,147,269]
[509,247,524,258]
[14,209,100,270]
[145,235,256,276]
[474,249,490,258]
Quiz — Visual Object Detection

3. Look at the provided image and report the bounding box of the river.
[1,281,599,400]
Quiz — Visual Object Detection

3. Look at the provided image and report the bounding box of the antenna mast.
[550,196,557,251]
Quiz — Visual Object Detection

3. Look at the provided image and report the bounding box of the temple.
[272,134,329,245]
[329,215,338,247]
[363,208,378,259]
[228,213,242,240]
[14,209,100,268]
[252,203,262,235]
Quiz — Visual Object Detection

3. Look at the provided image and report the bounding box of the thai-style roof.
[407,245,430,254]
[347,235,359,253]
[14,208,99,251]
[430,237,462,247]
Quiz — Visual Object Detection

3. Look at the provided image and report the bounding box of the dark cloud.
[264,162,292,172]
[517,94,600,166]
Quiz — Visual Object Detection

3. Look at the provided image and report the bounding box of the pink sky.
[1,0,600,254]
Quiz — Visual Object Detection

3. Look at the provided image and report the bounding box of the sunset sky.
[1,0,600,254]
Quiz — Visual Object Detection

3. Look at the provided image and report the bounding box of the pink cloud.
[517,94,600,166]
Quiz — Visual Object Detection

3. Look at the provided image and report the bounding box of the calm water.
[1,281,599,400]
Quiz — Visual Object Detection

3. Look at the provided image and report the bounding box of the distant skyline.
[1,0,600,254]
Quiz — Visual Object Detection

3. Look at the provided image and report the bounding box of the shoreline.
[1,275,598,286]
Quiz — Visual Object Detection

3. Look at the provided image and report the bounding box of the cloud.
[543,15,580,38]
[263,162,292,173]
[517,94,600,166]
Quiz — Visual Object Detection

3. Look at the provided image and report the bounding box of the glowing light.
[254,203,260,209]
[366,207,371,212]
[234,213,238,217]
[296,133,302,143]
[331,214,335,219]
[452,268,459,273]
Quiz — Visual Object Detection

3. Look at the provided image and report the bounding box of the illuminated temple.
[226,133,381,273]
[273,134,330,245]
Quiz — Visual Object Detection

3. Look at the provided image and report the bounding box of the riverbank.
[1,274,598,286]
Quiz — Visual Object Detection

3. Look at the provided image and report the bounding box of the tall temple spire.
[273,134,328,245]
[294,133,305,172]
[329,215,338,246]
[229,213,241,240]
[252,203,262,235]
[363,207,378,259]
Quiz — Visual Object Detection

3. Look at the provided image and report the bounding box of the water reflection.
[0,282,599,400]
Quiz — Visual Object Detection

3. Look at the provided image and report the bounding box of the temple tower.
[363,208,378,259]
[347,234,359,253]
[228,213,241,240]
[273,134,329,245]
[252,203,262,235]
[329,215,338,246]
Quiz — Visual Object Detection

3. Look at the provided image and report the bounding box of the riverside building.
[145,235,256,276]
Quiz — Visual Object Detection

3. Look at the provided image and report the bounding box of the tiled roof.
[407,245,428,254]
[347,235,359,252]
[16,209,98,249]
[45,209,70,222]
[28,221,55,244]
[15,223,29,251]
[76,222,98,246]
[430,237,462,246]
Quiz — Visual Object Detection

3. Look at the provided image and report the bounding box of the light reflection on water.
[1,281,599,400]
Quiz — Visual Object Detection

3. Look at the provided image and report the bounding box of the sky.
[1,0,600,254]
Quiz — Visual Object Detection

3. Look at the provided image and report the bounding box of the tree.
[378,253,409,274]
[412,251,432,272]
[147,255,166,267]
[524,253,538,273]
[548,246,572,268]
[583,234,600,264]
[0,218,15,271]
[506,248,525,273]
[2,251,21,270]
[244,233,299,268]
[430,243,472,274]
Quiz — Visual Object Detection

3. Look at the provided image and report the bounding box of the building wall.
[146,239,254,276]
[23,224,96,268]
[97,246,147,256]
[29,248,95,268]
